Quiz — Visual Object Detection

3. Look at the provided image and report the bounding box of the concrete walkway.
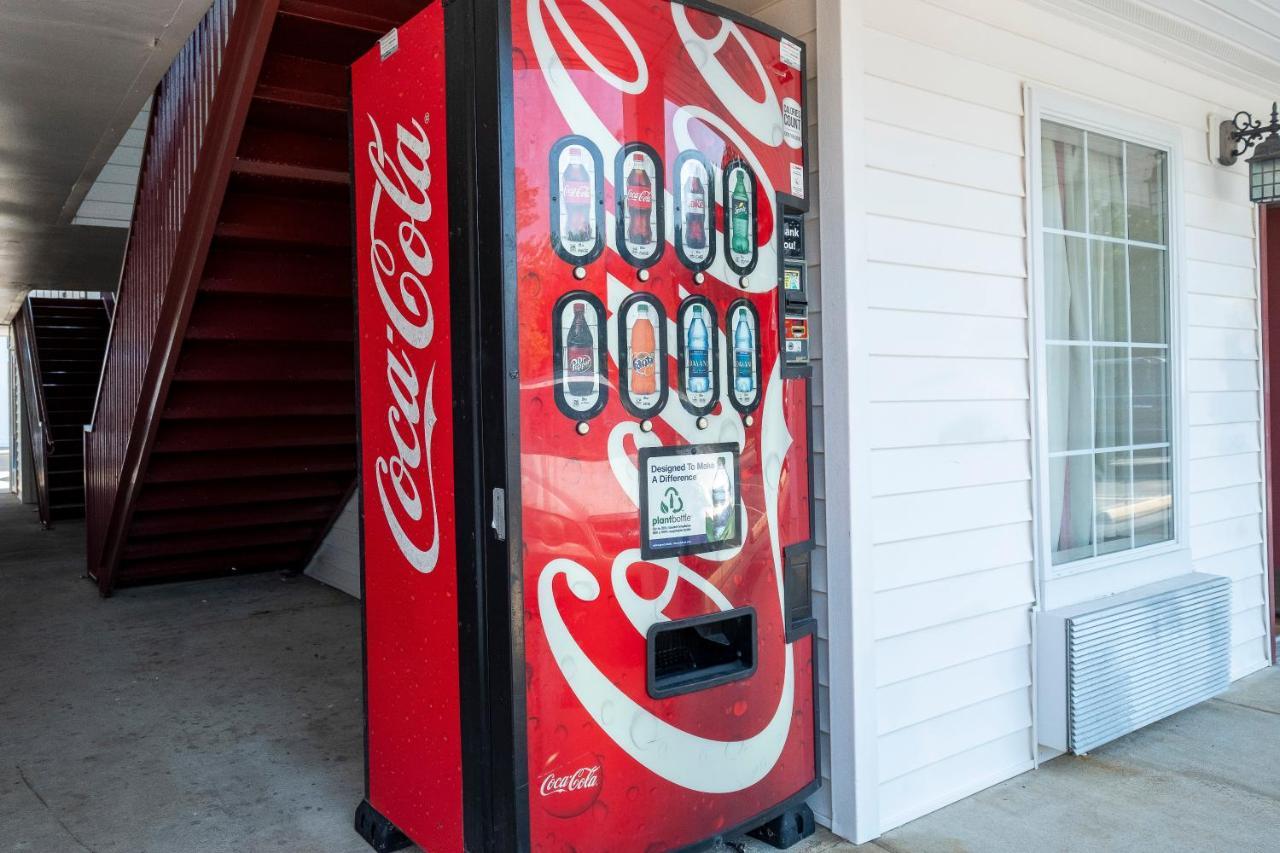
[742,664,1280,853]
[1,493,1277,852]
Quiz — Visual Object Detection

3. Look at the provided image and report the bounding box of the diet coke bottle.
[562,147,592,243]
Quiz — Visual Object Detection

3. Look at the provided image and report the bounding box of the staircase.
[85,0,426,594]
[12,297,111,525]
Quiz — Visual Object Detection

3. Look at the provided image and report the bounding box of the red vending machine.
[352,2,817,850]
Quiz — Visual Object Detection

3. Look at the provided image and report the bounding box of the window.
[1038,119,1174,567]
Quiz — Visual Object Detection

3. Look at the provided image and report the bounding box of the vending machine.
[351,1,817,850]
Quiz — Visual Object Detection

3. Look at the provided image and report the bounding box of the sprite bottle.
[730,170,751,256]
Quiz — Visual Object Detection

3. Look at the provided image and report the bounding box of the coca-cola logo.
[365,112,443,575]
[563,181,591,200]
[537,753,603,818]
[627,187,653,205]
[686,196,705,214]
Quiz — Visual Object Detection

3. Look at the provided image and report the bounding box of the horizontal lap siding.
[1185,214,1270,678]
[863,0,1270,834]
[73,102,152,228]
[863,7,1036,832]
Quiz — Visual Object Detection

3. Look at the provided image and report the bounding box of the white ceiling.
[0,0,211,322]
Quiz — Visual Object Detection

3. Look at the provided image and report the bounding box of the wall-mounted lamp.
[1218,103,1280,204]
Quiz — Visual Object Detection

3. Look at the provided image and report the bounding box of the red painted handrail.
[84,0,281,593]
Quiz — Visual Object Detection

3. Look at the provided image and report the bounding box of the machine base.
[746,802,816,849]
[354,800,413,852]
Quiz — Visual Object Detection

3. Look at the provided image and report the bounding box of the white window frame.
[1026,86,1191,588]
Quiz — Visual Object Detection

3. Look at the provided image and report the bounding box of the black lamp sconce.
[1218,103,1280,204]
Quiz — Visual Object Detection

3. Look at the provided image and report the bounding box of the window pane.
[1126,142,1167,244]
[1091,240,1128,342]
[1132,447,1174,547]
[1040,120,1175,568]
[1094,346,1130,448]
[1051,454,1095,564]
[1088,133,1125,237]
[1046,234,1090,340]
[1042,121,1085,232]
[1048,345,1093,452]
[1095,450,1133,555]
[1132,348,1169,445]
[1129,246,1167,344]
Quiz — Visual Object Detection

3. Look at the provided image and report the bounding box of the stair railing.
[13,302,53,526]
[83,0,281,594]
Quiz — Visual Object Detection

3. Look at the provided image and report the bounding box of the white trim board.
[1024,85,1194,613]
[815,0,878,843]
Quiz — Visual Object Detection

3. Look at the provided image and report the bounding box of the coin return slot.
[646,608,756,698]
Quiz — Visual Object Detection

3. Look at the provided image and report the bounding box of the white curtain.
[1042,127,1093,562]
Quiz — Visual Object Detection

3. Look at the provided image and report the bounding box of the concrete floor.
[2,493,1278,853]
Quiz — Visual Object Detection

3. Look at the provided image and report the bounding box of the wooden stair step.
[235,122,350,175]
[201,244,352,298]
[185,292,353,343]
[255,52,349,114]
[146,446,354,483]
[163,381,354,419]
[131,498,342,537]
[173,339,353,382]
[29,299,101,313]
[123,523,321,560]
[215,191,350,247]
[153,415,355,453]
[230,157,350,187]
[134,473,351,512]
[278,0,409,34]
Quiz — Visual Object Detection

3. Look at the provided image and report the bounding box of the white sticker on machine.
[780,38,802,70]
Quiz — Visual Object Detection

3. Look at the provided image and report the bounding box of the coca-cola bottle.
[684,173,707,251]
[625,153,653,247]
[565,302,596,397]
[562,147,592,243]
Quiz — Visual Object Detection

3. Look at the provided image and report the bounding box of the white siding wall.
[857,0,1271,834]
[72,101,151,229]
[305,495,360,598]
